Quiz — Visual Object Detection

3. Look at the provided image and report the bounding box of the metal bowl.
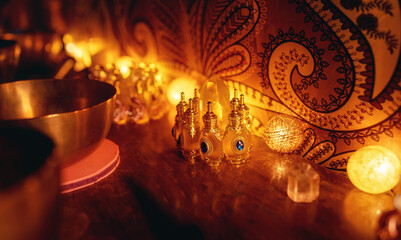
[0,79,116,164]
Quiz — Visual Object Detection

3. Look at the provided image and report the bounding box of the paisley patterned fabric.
[139,0,400,173]
[28,0,401,173]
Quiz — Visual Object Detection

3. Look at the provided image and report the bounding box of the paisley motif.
[104,1,159,62]
[259,30,354,114]
[151,0,189,68]
[259,0,401,132]
[151,0,263,78]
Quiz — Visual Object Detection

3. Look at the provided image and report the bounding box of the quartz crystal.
[199,75,230,129]
[287,162,319,203]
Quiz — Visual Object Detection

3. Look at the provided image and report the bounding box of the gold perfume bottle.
[181,98,201,162]
[223,101,252,164]
[172,92,188,149]
[238,94,251,131]
[230,89,239,106]
[200,102,224,167]
[193,88,201,121]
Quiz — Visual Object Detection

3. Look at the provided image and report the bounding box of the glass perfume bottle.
[172,92,188,150]
[223,101,252,164]
[181,98,201,162]
[200,102,224,167]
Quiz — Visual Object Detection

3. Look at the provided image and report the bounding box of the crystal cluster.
[89,62,167,124]
[173,87,252,166]
[287,162,320,203]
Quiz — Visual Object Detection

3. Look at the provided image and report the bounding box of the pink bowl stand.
[60,139,120,194]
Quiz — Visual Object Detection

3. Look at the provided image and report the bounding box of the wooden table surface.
[60,112,395,240]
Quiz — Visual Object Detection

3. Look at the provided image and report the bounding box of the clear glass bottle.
[172,92,188,150]
[223,101,252,164]
[200,102,224,167]
[181,98,201,162]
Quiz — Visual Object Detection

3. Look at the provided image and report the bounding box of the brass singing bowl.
[0,79,116,164]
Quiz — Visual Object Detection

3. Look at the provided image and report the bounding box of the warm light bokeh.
[167,77,198,105]
[63,34,104,71]
[115,56,135,78]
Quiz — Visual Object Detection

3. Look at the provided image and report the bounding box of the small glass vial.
[172,92,188,150]
[181,98,201,162]
[200,102,224,166]
[223,101,252,164]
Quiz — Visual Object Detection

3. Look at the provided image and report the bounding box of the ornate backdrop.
[2,0,401,173]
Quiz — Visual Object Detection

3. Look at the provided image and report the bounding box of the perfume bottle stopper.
[229,100,242,129]
[230,89,239,107]
[193,88,201,119]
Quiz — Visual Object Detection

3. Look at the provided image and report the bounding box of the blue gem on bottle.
[201,142,208,153]
[236,140,244,151]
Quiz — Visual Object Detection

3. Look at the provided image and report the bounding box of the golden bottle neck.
[204,119,218,130]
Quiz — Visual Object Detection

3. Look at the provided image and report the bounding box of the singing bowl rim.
[0,78,116,163]
[0,78,116,121]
